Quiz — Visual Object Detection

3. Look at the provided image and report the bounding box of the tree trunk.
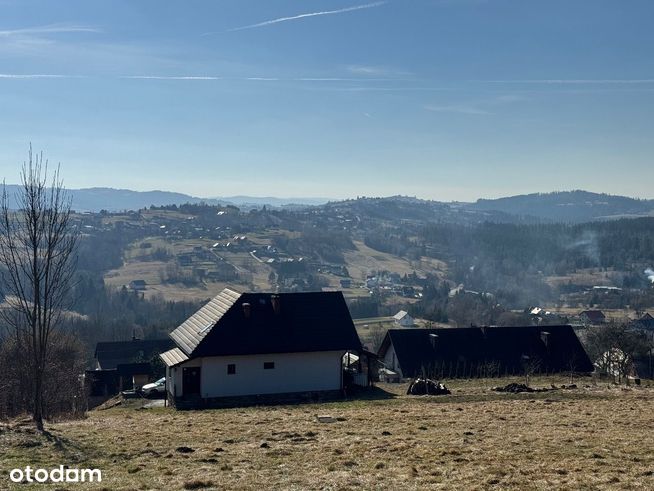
[33,369,44,431]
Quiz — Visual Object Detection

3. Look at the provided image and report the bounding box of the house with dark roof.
[94,338,174,370]
[160,288,364,408]
[87,339,172,407]
[631,313,654,331]
[579,310,606,325]
[129,279,147,291]
[378,325,593,379]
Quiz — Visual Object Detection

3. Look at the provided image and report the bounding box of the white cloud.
[425,95,526,115]
[225,1,387,32]
[347,65,385,76]
[425,104,491,115]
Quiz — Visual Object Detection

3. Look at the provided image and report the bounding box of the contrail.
[121,76,222,80]
[226,1,387,32]
[0,74,71,79]
[481,79,654,84]
[0,24,100,37]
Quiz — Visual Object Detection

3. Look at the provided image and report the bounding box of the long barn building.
[379,325,593,379]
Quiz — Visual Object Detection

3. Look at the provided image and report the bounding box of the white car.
[141,377,166,397]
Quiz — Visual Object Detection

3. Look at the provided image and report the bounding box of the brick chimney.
[242,302,251,319]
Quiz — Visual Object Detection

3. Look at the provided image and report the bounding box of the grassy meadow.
[1,378,653,490]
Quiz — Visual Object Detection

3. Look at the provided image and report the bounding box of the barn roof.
[393,310,409,320]
[163,288,362,365]
[379,325,593,378]
[94,338,174,369]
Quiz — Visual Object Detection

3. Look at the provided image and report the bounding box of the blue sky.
[0,0,653,201]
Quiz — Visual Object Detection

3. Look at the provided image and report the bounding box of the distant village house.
[128,279,147,291]
[393,310,415,327]
[579,310,606,325]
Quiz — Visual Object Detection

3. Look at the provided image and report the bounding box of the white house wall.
[167,358,201,397]
[382,343,402,377]
[172,350,345,399]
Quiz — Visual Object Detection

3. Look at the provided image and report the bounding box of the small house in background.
[86,338,174,408]
[579,310,606,326]
[393,310,415,327]
[160,288,365,409]
[128,279,147,291]
[631,313,654,331]
[378,325,594,380]
[94,338,174,370]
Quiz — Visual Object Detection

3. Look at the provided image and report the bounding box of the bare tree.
[0,148,78,431]
[584,321,648,383]
[368,322,386,352]
[521,354,541,387]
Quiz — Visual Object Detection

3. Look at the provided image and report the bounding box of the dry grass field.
[2,378,653,490]
[545,268,622,289]
[343,241,447,282]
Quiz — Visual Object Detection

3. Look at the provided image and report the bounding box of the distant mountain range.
[217,195,331,208]
[1,186,652,223]
[0,186,330,212]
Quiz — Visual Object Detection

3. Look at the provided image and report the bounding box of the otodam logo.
[9,466,102,484]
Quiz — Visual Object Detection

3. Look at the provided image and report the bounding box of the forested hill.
[470,191,654,222]
[316,192,654,225]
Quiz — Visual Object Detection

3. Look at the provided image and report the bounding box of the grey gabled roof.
[169,287,242,355]
[160,347,189,367]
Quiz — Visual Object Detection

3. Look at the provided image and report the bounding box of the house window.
[227,364,236,375]
[264,362,275,370]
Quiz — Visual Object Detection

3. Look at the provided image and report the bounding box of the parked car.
[141,377,166,397]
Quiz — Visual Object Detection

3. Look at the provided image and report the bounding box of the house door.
[182,367,201,396]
